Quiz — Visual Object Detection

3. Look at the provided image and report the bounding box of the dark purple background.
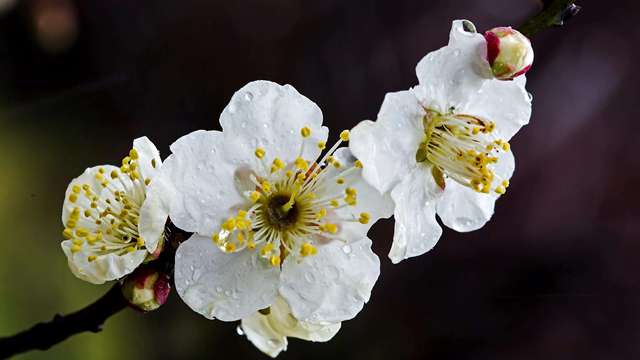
[1,0,638,358]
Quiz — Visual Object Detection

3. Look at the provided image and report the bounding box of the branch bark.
[519,0,581,37]
[0,284,127,359]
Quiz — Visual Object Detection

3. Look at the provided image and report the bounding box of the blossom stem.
[0,284,126,359]
[518,0,581,37]
[0,222,190,359]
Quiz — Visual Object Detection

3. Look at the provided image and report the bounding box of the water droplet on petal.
[236,325,245,336]
[342,244,352,254]
[304,271,316,283]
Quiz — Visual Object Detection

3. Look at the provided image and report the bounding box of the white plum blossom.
[160,81,393,326]
[240,296,341,357]
[60,137,171,284]
[350,20,533,263]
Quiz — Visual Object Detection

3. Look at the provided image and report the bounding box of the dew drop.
[342,244,352,254]
[236,325,245,336]
[304,271,316,283]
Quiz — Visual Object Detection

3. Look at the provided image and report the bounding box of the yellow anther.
[316,207,327,220]
[495,186,506,195]
[83,210,92,218]
[270,255,281,267]
[98,167,105,174]
[151,158,157,168]
[87,234,98,244]
[69,193,78,203]
[502,180,510,188]
[285,170,293,178]
[322,223,338,234]
[255,147,266,159]
[359,212,371,224]
[237,232,245,243]
[126,246,136,253]
[72,185,81,194]
[62,228,73,239]
[260,243,274,256]
[301,126,312,138]
[225,243,236,252]
[212,233,220,244]
[330,199,340,208]
[88,255,97,262]
[129,148,139,160]
[345,187,357,197]
[294,157,309,170]
[261,180,272,193]
[82,184,90,191]
[144,178,151,186]
[317,141,326,150]
[90,202,97,209]
[247,241,256,250]
[300,243,317,257]
[250,191,262,203]
[354,160,363,168]
[501,142,510,151]
[122,156,131,166]
[120,164,129,173]
[326,156,335,164]
[67,219,77,229]
[75,228,89,238]
[333,160,342,169]
[296,172,306,183]
[101,181,109,188]
[70,244,82,253]
[472,127,480,135]
[136,238,145,247]
[109,170,118,179]
[222,218,236,231]
[340,130,350,141]
[272,158,285,170]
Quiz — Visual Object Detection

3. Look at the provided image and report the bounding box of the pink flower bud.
[484,27,533,80]
[121,267,171,312]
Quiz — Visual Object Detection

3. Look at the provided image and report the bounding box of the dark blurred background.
[1,0,639,359]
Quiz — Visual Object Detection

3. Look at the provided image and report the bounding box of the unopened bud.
[484,27,533,80]
[121,267,170,312]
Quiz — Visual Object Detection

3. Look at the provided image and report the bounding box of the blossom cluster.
[59,20,533,357]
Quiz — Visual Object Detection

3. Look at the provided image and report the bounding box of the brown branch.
[519,0,581,37]
[0,284,127,359]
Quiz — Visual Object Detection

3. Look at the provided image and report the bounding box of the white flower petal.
[435,150,514,232]
[331,148,394,241]
[279,237,379,324]
[389,165,443,263]
[436,181,498,233]
[349,90,424,194]
[138,170,175,253]
[132,136,162,181]
[241,296,341,358]
[241,312,288,358]
[163,130,245,235]
[174,234,279,321]
[62,165,118,227]
[460,75,532,141]
[414,19,489,112]
[61,241,146,284]
[220,80,328,170]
